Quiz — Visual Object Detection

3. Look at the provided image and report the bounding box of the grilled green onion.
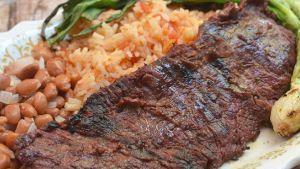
[74,0,136,37]
[42,0,132,45]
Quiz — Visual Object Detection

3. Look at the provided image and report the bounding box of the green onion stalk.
[42,0,300,136]
[270,0,300,137]
[42,0,136,45]
[271,30,300,137]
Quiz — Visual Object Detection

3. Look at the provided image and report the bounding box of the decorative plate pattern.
[1,21,300,169]
[0,20,57,71]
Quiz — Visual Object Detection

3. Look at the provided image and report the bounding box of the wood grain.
[0,1,10,32]
[0,0,65,32]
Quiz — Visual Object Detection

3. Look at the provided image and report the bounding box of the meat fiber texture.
[15,0,296,169]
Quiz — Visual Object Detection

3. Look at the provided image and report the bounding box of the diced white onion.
[0,91,20,104]
[27,122,37,133]
[55,115,65,123]
[10,75,21,87]
[38,57,45,69]
[48,101,57,108]
[64,98,82,112]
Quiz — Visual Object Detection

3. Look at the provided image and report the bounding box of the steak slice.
[15,1,296,169]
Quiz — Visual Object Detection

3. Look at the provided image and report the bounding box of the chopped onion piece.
[64,98,82,112]
[28,122,37,133]
[48,101,57,108]
[0,91,20,104]
[10,75,21,87]
[39,57,45,69]
[55,115,65,123]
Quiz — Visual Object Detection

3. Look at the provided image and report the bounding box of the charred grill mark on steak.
[15,0,296,169]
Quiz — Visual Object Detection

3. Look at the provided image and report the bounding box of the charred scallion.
[42,0,135,45]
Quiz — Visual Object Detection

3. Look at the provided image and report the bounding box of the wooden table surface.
[1,1,300,168]
[0,0,65,32]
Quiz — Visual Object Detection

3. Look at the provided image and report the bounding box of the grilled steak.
[15,0,296,169]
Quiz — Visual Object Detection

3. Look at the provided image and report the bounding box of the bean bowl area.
[0,42,81,169]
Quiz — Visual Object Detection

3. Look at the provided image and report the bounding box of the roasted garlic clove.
[271,88,300,136]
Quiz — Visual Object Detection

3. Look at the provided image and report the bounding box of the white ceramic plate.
[1,21,300,169]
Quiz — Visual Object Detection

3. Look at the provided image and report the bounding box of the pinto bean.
[15,119,31,134]
[0,143,14,159]
[54,75,71,92]
[20,103,38,118]
[4,104,21,125]
[44,83,58,100]
[16,79,41,96]
[35,114,53,129]
[55,96,65,108]
[34,69,50,87]
[5,58,39,80]
[33,92,48,114]
[46,108,59,117]
[0,153,10,169]
[46,58,65,77]
[18,63,40,80]
[0,74,10,90]
[0,117,7,126]
[5,132,19,148]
